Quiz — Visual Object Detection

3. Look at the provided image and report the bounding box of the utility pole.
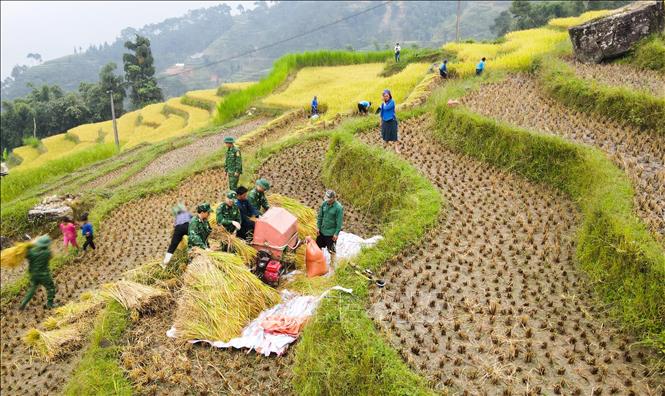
[107,90,120,150]
[456,0,461,42]
[33,117,37,138]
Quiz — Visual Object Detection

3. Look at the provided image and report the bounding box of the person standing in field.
[162,203,192,268]
[357,100,372,115]
[216,191,242,234]
[377,89,400,153]
[439,59,449,78]
[81,213,96,251]
[59,216,78,251]
[476,57,486,76]
[316,189,343,262]
[224,136,242,191]
[188,203,213,250]
[248,178,271,214]
[394,43,401,62]
[19,235,57,310]
[311,96,318,116]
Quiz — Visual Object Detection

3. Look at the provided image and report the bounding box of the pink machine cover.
[252,207,298,258]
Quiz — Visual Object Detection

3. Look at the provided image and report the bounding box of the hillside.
[1,1,509,101]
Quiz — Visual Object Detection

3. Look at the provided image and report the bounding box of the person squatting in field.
[224,136,243,191]
[439,59,448,78]
[248,178,271,214]
[216,190,242,235]
[59,216,78,250]
[188,203,213,250]
[163,203,192,267]
[476,57,486,76]
[20,235,57,310]
[377,88,400,153]
[316,189,343,263]
[358,100,372,115]
[235,186,260,240]
[81,213,95,251]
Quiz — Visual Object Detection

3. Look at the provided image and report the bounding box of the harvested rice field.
[566,59,665,97]
[461,74,665,242]
[361,115,664,395]
[119,139,380,395]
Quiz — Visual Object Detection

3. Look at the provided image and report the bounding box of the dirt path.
[461,74,665,243]
[124,118,269,187]
[361,116,663,395]
[120,139,380,395]
[566,59,665,97]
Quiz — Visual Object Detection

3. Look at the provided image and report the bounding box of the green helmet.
[257,178,270,190]
[197,203,212,213]
[35,235,52,247]
[226,191,238,200]
[224,136,235,144]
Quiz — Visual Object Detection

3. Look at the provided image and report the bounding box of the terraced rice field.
[460,74,665,242]
[361,115,664,395]
[262,63,430,117]
[566,59,665,97]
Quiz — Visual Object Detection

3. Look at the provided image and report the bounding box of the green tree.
[123,35,163,109]
[80,63,126,122]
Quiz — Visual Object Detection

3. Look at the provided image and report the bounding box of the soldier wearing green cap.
[248,178,270,214]
[216,191,242,233]
[224,137,242,191]
[20,235,57,310]
[188,203,213,250]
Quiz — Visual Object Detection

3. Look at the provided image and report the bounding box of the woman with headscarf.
[377,89,400,153]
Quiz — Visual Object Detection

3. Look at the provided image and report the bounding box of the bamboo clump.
[1,242,32,269]
[268,194,318,238]
[23,324,85,361]
[173,250,280,342]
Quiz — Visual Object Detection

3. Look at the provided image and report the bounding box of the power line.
[156,1,391,82]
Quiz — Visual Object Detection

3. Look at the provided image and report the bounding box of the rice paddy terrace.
[1,7,664,396]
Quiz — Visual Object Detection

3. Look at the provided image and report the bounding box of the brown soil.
[566,59,665,97]
[120,139,379,395]
[84,162,135,189]
[461,74,665,243]
[124,118,269,186]
[362,115,664,395]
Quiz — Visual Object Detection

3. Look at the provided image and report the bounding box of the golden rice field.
[164,98,210,130]
[547,10,613,29]
[222,81,256,90]
[184,89,222,108]
[262,63,430,116]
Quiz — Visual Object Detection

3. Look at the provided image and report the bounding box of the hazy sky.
[1,1,256,79]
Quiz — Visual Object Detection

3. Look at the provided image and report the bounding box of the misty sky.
[1,1,256,79]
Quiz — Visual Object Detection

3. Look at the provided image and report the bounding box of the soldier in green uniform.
[224,137,242,191]
[188,203,213,250]
[216,191,242,234]
[248,178,270,214]
[20,235,57,310]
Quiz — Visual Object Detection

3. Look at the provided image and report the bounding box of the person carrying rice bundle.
[188,203,213,250]
[216,191,242,234]
[20,235,58,310]
[248,178,270,214]
[224,136,242,191]
[163,203,192,267]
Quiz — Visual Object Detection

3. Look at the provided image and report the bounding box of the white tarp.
[324,231,383,266]
[167,286,352,356]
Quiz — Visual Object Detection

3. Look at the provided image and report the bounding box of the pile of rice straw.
[101,280,168,313]
[42,291,105,330]
[123,259,182,285]
[268,194,318,238]
[210,226,258,263]
[1,241,32,269]
[282,246,306,270]
[173,249,280,342]
[23,324,85,360]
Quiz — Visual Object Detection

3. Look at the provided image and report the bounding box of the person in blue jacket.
[439,59,448,78]
[235,186,260,240]
[357,100,371,115]
[476,57,486,76]
[311,96,318,116]
[376,89,399,152]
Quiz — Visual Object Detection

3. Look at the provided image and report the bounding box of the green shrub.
[626,33,665,73]
[435,104,665,343]
[538,56,665,132]
[64,132,80,144]
[214,50,392,125]
[6,151,23,168]
[96,128,107,144]
[22,136,42,149]
[134,114,144,126]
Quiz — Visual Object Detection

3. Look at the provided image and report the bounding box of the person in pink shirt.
[59,216,78,250]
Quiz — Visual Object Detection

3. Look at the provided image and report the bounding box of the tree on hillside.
[123,35,163,109]
[79,63,126,122]
[27,53,43,63]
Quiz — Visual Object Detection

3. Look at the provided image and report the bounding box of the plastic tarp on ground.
[324,230,383,266]
[167,287,352,356]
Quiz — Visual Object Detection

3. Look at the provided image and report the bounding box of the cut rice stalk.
[210,226,258,264]
[23,324,85,360]
[173,250,280,342]
[123,259,182,285]
[43,291,105,330]
[1,242,32,269]
[268,194,318,238]
[101,280,168,313]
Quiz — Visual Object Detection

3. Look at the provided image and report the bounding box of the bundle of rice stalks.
[123,259,182,285]
[208,202,221,227]
[268,194,318,238]
[210,226,258,264]
[173,250,280,342]
[43,291,105,330]
[101,280,168,314]
[23,324,85,360]
[1,241,32,269]
[282,245,306,270]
